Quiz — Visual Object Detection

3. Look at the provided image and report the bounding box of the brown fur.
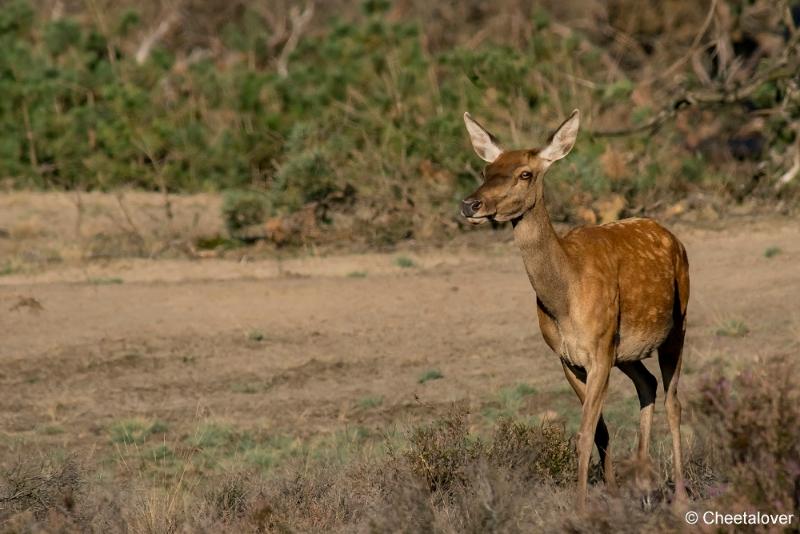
[462,112,690,511]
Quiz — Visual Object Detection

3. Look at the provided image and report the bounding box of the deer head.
[460,110,580,224]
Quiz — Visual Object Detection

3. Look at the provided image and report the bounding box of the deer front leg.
[561,361,615,490]
[575,355,612,511]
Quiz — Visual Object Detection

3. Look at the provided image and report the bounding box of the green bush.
[222,191,270,235]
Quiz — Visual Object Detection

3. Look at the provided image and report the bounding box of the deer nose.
[461,199,482,217]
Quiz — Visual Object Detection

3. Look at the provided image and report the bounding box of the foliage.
[0,0,797,246]
[221,190,270,235]
[693,359,800,514]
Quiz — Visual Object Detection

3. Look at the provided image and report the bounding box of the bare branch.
[276,3,314,78]
[776,129,800,190]
[136,10,181,65]
[589,60,797,137]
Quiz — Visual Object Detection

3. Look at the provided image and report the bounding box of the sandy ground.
[0,211,798,463]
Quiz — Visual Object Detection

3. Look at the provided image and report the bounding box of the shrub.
[693,358,800,513]
[488,418,576,485]
[221,191,269,236]
[0,456,82,521]
[403,411,483,493]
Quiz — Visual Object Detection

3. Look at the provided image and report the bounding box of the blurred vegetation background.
[1,0,798,246]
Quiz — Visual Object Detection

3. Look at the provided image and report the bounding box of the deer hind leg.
[658,320,688,507]
[617,360,657,488]
[561,361,616,491]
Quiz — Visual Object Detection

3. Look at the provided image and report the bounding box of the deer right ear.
[464,112,503,163]
[539,109,580,163]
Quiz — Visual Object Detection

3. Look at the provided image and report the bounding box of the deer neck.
[512,198,572,319]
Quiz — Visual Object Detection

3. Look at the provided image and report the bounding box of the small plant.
[222,191,269,236]
[395,256,416,269]
[357,396,384,409]
[247,329,266,342]
[764,246,782,258]
[404,411,482,492]
[715,319,749,338]
[418,369,443,384]
[347,271,368,278]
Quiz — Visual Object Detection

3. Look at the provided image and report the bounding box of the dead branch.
[589,60,798,137]
[776,129,800,190]
[276,3,314,78]
[135,9,181,65]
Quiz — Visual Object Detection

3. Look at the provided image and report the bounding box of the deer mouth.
[466,214,494,225]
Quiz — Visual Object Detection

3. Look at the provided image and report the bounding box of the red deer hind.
[461,110,690,510]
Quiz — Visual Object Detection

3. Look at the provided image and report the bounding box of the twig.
[135,10,181,65]
[776,132,800,190]
[276,3,314,78]
[640,0,719,86]
[114,191,145,245]
[21,99,38,171]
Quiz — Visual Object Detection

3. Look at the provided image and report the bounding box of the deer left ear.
[464,112,504,163]
[539,109,580,163]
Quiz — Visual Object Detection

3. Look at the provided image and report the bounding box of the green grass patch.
[109,419,168,445]
[87,277,123,285]
[189,423,236,449]
[230,381,270,394]
[347,271,368,278]
[357,396,384,409]
[247,329,266,342]
[483,383,538,421]
[764,246,782,258]
[715,319,750,338]
[418,369,443,384]
[395,256,416,269]
[0,262,20,276]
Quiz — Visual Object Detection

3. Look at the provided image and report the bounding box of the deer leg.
[561,361,616,490]
[617,360,657,477]
[575,357,612,510]
[658,320,688,507]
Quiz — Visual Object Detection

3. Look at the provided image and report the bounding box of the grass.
[418,369,444,384]
[0,261,21,276]
[230,382,270,394]
[108,419,168,445]
[87,277,124,285]
[715,319,750,338]
[395,256,416,269]
[357,396,384,409]
[483,383,538,421]
[764,246,782,258]
[189,423,235,449]
[347,271,368,278]
[3,361,799,532]
[39,425,65,436]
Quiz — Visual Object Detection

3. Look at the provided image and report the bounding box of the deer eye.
[520,171,533,180]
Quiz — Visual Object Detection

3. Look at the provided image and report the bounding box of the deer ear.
[539,109,580,163]
[464,112,503,163]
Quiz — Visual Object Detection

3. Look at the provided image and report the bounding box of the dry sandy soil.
[0,195,798,483]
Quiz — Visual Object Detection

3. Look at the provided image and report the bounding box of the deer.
[460,109,690,511]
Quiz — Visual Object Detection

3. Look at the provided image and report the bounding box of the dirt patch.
[1,213,798,452]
